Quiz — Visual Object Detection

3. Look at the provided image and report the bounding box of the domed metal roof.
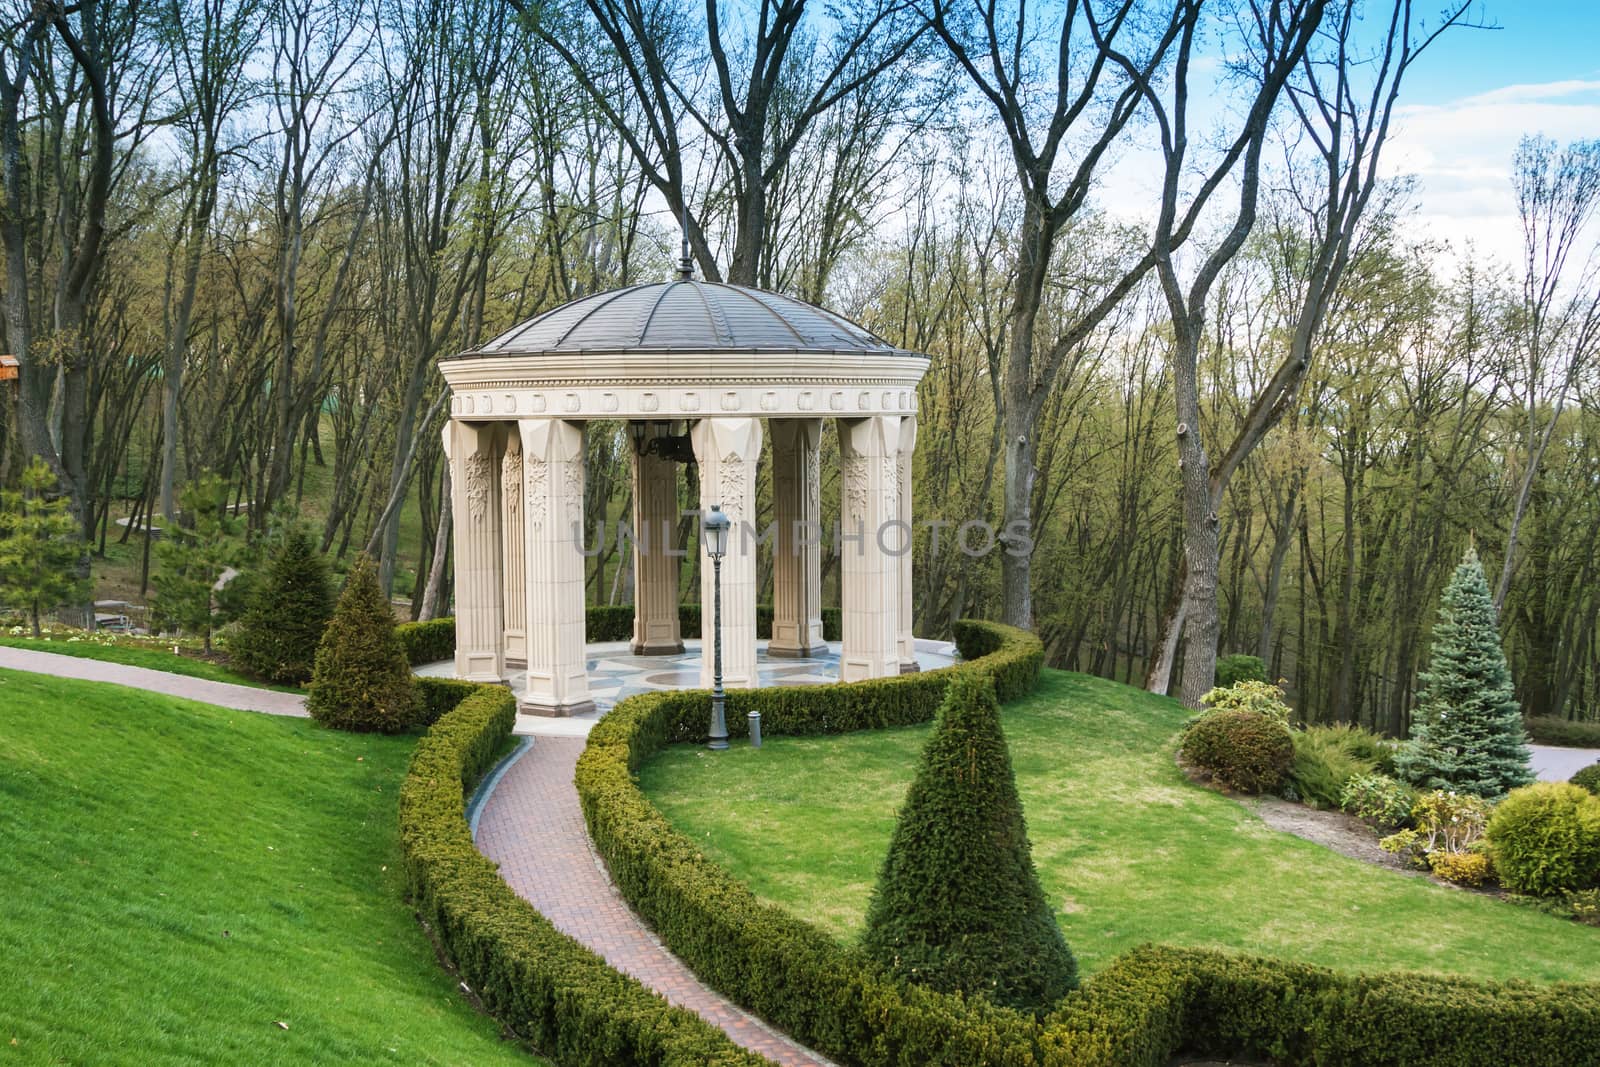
[468,278,909,358]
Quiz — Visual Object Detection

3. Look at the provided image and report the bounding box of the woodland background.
[0,0,1596,729]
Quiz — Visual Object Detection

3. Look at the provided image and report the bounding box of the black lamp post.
[702,504,731,750]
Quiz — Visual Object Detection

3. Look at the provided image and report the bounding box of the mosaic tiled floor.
[418,638,957,736]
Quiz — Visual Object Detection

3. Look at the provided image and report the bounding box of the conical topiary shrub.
[229,526,334,685]
[307,554,417,733]
[1394,546,1534,798]
[861,672,1076,1011]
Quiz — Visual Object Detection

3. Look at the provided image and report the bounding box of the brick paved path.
[475,736,834,1067]
[0,646,309,717]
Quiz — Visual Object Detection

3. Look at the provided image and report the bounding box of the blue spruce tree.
[1395,547,1534,798]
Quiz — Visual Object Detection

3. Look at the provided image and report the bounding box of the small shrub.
[1568,888,1600,926]
[1486,782,1600,897]
[228,526,333,684]
[151,476,238,652]
[1182,709,1295,795]
[1288,724,1388,809]
[307,554,418,733]
[1199,679,1292,723]
[1412,789,1492,854]
[1524,716,1600,748]
[1427,849,1493,887]
[1379,828,1427,868]
[1340,773,1416,830]
[1380,790,1491,870]
[1214,653,1267,688]
[0,457,90,638]
[1571,762,1600,797]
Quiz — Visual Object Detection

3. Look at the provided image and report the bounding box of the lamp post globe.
[703,504,731,750]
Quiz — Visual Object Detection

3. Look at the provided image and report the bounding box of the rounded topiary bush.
[1573,762,1600,797]
[1182,709,1294,794]
[307,554,418,733]
[228,526,334,684]
[1486,782,1600,896]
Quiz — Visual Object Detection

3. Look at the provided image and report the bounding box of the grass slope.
[641,669,1600,982]
[0,634,295,691]
[0,668,537,1065]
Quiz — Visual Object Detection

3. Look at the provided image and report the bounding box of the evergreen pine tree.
[229,526,334,684]
[861,672,1076,1011]
[307,554,417,732]
[0,458,89,637]
[151,475,237,651]
[1394,546,1534,798]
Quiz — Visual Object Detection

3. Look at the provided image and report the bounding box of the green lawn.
[0,669,538,1065]
[0,634,297,692]
[641,670,1600,982]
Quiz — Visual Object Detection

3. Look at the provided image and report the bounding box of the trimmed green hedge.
[414,676,481,729]
[397,685,765,1066]
[576,621,1049,1066]
[575,620,1600,1067]
[396,605,844,666]
[1168,946,1600,1067]
[1047,945,1600,1067]
[1525,715,1600,748]
[396,618,456,666]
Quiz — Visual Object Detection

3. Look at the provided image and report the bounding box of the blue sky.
[1376,1,1600,265]
[1396,1,1600,106]
[1087,2,1600,270]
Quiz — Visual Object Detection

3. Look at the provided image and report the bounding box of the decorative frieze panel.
[445,374,923,422]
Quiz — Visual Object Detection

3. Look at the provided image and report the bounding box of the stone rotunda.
[438,274,930,716]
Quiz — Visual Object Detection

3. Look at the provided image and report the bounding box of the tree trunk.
[419,466,452,621]
[1175,440,1221,708]
[1258,487,1299,663]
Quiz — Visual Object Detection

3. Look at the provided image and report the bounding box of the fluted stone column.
[448,420,504,683]
[630,422,683,655]
[897,414,918,673]
[501,431,526,667]
[768,418,825,658]
[690,417,762,689]
[519,418,593,716]
[837,414,902,681]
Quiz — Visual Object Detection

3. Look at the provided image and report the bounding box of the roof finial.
[677,201,694,281]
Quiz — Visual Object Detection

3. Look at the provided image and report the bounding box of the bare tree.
[1137,0,1467,706]
[1494,134,1600,611]
[925,0,1195,629]
[517,0,928,285]
[260,0,374,512]
[1,2,148,529]
[158,0,264,522]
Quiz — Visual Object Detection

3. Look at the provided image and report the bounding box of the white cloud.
[1382,79,1600,267]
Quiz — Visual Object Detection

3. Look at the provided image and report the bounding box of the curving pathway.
[474,736,834,1067]
[0,646,309,717]
[3,644,825,1064]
